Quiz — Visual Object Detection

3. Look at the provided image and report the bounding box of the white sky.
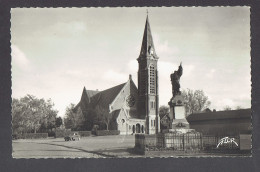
[11,7,251,117]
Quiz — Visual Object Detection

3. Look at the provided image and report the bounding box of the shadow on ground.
[35,142,121,158]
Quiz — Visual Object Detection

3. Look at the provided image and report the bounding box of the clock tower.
[137,14,160,134]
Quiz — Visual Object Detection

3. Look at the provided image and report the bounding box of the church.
[75,15,160,135]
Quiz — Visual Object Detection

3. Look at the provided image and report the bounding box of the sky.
[11,7,251,117]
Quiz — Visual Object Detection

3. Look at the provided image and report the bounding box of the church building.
[75,15,160,135]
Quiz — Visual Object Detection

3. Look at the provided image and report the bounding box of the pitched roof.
[186,108,251,122]
[138,15,158,60]
[85,88,100,98]
[90,82,126,109]
[81,87,100,104]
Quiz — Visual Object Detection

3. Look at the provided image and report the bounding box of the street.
[13,135,137,158]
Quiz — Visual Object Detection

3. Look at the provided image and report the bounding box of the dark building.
[186,109,251,135]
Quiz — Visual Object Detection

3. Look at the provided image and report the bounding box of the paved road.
[13,135,138,158]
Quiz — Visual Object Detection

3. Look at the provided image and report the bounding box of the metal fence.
[157,133,202,151]
[135,133,242,152]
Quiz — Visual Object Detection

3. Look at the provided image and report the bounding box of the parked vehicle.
[64,132,80,141]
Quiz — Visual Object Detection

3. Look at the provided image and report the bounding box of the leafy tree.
[182,89,211,116]
[64,103,76,129]
[64,104,86,131]
[159,105,169,119]
[12,95,58,134]
[55,117,63,128]
[84,109,98,130]
[96,105,112,130]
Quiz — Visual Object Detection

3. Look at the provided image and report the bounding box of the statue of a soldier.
[170,62,183,97]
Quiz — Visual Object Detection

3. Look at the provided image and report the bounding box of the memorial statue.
[170,62,183,97]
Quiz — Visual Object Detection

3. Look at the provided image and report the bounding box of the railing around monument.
[156,133,202,151]
[135,133,241,152]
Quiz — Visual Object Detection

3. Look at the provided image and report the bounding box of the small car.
[64,132,81,141]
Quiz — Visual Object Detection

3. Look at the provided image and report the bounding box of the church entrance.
[136,123,141,133]
[132,125,135,133]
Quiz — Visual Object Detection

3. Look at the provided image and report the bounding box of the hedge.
[95,130,120,136]
[55,129,72,138]
[78,131,91,137]
[14,133,48,139]
[55,129,92,138]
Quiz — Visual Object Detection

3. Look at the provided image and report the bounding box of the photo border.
[1,0,260,171]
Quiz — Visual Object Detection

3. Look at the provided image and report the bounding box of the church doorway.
[132,125,135,133]
[136,123,141,133]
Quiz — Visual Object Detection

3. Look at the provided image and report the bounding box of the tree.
[223,106,232,111]
[182,89,211,116]
[96,105,112,130]
[64,104,76,129]
[55,117,63,128]
[235,106,243,110]
[159,105,169,119]
[84,109,98,130]
[12,95,58,134]
[64,104,86,130]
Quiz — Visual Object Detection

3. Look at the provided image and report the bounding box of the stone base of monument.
[169,94,186,120]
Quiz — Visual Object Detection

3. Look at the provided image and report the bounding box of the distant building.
[160,114,171,129]
[186,109,251,135]
[75,14,160,135]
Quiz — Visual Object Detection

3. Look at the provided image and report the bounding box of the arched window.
[149,65,155,94]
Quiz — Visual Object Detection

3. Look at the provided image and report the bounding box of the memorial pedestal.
[168,94,190,131]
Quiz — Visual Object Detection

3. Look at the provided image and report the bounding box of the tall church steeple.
[137,13,160,134]
[138,15,158,60]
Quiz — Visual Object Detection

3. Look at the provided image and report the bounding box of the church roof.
[89,82,126,109]
[74,87,100,112]
[81,87,100,103]
[186,108,251,122]
[138,15,158,60]
[85,88,100,98]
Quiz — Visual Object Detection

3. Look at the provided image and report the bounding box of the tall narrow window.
[151,101,155,109]
[150,65,155,94]
[140,72,146,95]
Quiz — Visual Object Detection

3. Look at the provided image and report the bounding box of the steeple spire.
[138,12,158,60]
